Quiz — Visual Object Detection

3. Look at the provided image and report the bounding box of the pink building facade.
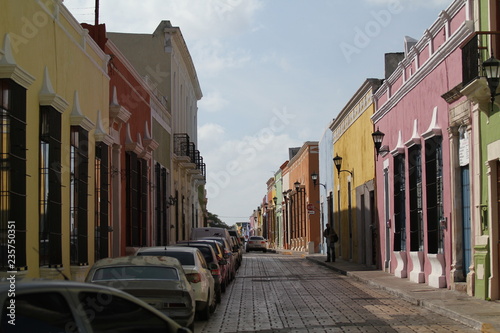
[371,0,473,288]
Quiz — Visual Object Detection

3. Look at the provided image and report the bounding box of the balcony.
[462,32,500,87]
[174,133,206,181]
[460,32,500,113]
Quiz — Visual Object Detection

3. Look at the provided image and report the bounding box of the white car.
[0,279,192,332]
[246,236,268,252]
[136,246,216,320]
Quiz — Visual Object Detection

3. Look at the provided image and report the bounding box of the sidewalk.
[276,250,500,332]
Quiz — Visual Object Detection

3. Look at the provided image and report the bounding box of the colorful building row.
[0,0,207,281]
[255,0,500,300]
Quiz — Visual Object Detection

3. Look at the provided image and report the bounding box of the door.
[497,161,500,291]
[461,166,471,276]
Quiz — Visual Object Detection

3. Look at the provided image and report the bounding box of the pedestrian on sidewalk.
[323,223,338,262]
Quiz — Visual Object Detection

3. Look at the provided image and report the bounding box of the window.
[155,163,168,246]
[1,292,75,332]
[408,145,423,252]
[426,136,444,254]
[393,154,406,251]
[95,142,109,260]
[39,106,62,267]
[70,126,89,265]
[0,79,27,270]
[138,251,195,265]
[91,266,179,281]
[126,152,147,247]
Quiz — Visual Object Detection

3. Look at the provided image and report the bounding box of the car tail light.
[261,241,265,244]
[186,273,202,283]
[211,268,221,276]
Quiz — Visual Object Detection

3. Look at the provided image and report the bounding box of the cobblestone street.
[195,253,477,333]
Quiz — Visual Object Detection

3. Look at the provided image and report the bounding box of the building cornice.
[372,0,473,124]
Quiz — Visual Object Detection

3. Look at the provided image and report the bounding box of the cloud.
[202,131,300,224]
[198,90,229,113]
[363,0,450,9]
[198,123,226,143]
[260,52,292,72]
[191,39,252,76]
[65,0,264,39]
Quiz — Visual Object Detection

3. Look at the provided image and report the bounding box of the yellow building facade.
[0,0,110,280]
[330,79,382,266]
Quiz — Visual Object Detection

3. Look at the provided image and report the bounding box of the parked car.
[136,246,217,320]
[198,236,237,281]
[190,227,232,247]
[175,242,224,303]
[246,236,268,252]
[0,279,193,333]
[85,255,196,330]
[230,234,243,268]
[178,239,231,292]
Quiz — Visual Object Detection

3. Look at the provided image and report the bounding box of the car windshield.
[92,266,179,281]
[192,247,214,263]
[138,251,195,266]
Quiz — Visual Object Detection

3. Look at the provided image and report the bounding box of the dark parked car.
[198,236,237,281]
[0,279,193,333]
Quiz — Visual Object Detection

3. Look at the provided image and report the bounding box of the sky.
[65,0,452,226]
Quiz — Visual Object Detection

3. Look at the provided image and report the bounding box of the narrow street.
[195,252,476,333]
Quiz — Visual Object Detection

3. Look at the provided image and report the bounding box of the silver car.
[85,255,196,330]
[246,236,268,252]
[0,278,192,332]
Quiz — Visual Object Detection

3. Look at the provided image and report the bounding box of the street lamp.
[333,154,353,177]
[372,127,385,159]
[482,55,500,111]
[311,172,326,189]
[294,181,301,191]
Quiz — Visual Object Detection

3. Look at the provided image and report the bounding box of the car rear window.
[194,247,214,263]
[91,266,179,281]
[138,251,195,266]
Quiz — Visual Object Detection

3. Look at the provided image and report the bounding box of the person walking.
[323,223,338,262]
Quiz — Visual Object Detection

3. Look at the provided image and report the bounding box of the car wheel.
[188,322,195,331]
[216,287,222,303]
[263,249,267,253]
[210,295,217,313]
[198,296,211,321]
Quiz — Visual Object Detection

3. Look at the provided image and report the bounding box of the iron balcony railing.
[174,133,191,158]
[461,32,500,87]
[174,133,206,179]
